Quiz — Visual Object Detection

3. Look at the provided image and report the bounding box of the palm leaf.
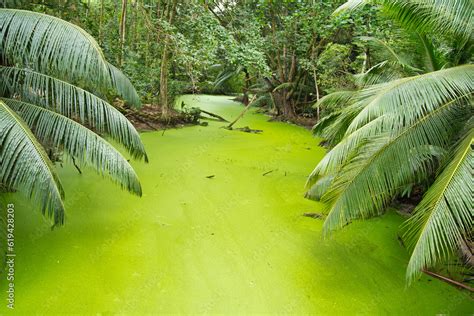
[0,66,148,162]
[312,53,474,183]
[3,98,142,196]
[305,174,334,201]
[334,0,474,41]
[347,65,474,134]
[313,90,356,112]
[312,111,342,139]
[354,61,406,86]
[417,33,442,72]
[312,99,366,148]
[321,95,470,233]
[0,9,140,106]
[402,124,473,281]
[358,36,409,66]
[381,0,473,42]
[333,0,367,14]
[214,66,242,88]
[354,36,424,85]
[107,62,141,107]
[311,114,387,178]
[0,100,64,224]
[273,82,295,93]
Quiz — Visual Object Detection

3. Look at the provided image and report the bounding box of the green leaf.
[347,65,474,134]
[402,124,473,282]
[3,98,142,196]
[0,66,148,162]
[107,62,141,107]
[305,174,334,201]
[381,0,474,42]
[0,100,65,224]
[0,9,140,106]
[312,90,355,111]
[272,82,295,92]
[333,0,367,15]
[320,94,470,233]
[334,0,474,41]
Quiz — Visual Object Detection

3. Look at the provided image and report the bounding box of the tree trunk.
[312,67,320,121]
[119,0,127,66]
[159,44,170,117]
[159,0,177,118]
[242,68,250,105]
[227,96,256,129]
[361,47,370,73]
[272,90,294,118]
[98,0,104,45]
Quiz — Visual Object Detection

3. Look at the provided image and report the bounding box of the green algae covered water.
[0,95,472,314]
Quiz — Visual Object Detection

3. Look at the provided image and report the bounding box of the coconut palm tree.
[0,9,148,225]
[307,0,473,282]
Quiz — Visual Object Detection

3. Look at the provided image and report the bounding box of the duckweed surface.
[0,95,471,314]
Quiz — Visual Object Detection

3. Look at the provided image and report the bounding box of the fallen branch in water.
[235,126,263,134]
[262,170,275,176]
[422,269,474,292]
[302,212,324,219]
[134,114,158,131]
[71,157,82,174]
[200,109,229,122]
[226,95,257,129]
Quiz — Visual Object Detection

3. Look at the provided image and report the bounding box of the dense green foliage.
[8,1,394,118]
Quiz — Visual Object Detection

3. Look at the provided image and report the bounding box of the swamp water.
[0,95,471,314]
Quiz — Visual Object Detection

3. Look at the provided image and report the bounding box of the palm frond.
[354,36,423,85]
[381,0,474,41]
[0,9,140,106]
[273,82,295,93]
[321,95,470,233]
[0,66,148,162]
[402,124,473,281]
[313,99,366,148]
[347,65,474,134]
[0,100,64,224]
[312,111,342,138]
[214,66,242,88]
[3,98,142,196]
[305,174,334,201]
[358,36,408,65]
[418,33,442,72]
[312,115,387,177]
[333,0,367,15]
[335,0,474,41]
[354,61,405,86]
[107,63,141,107]
[313,90,355,112]
[314,66,473,178]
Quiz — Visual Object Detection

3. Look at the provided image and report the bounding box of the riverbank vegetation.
[0,0,472,308]
[306,0,473,285]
